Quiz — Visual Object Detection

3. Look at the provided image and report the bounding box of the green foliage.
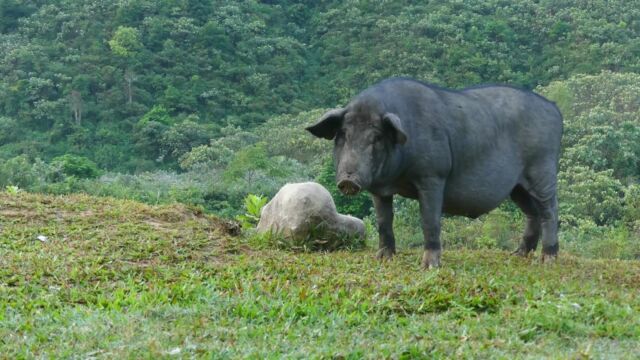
[236,193,267,229]
[108,26,142,58]
[3,2,640,172]
[223,143,272,182]
[160,119,216,161]
[561,220,640,260]
[138,105,173,126]
[51,154,100,179]
[134,120,169,162]
[540,72,640,229]
[179,143,234,172]
[623,184,640,225]
[179,109,330,171]
[385,198,521,251]
[4,185,20,194]
[0,1,35,33]
[0,155,40,188]
[0,116,20,144]
[564,122,640,179]
[559,165,625,226]
[541,72,640,181]
[540,81,574,118]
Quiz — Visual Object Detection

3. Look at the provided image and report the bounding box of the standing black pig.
[306,77,563,268]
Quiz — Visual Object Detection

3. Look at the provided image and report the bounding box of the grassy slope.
[1,193,639,358]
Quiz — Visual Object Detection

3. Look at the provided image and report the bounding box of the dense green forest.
[2,0,640,169]
[1,1,640,257]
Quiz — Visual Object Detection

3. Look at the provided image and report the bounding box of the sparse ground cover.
[1,192,639,358]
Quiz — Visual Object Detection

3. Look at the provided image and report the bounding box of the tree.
[68,90,82,126]
[108,26,142,106]
[51,154,100,179]
[123,69,137,105]
[108,26,142,58]
[0,1,34,33]
[160,119,213,161]
[139,105,174,126]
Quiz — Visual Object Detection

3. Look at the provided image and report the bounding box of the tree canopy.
[2,0,640,172]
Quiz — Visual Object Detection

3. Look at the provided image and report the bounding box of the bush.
[558,165,624,226]
[51,154,100,179]
[623,184,640,225]
[0,155,39,188]
[561,220,640,260]
[134,121,169,162]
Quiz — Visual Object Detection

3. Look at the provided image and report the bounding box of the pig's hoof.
[511,246,532,257]
[541,253,557,264]
[376,247,395,261]
[421,250,441,269]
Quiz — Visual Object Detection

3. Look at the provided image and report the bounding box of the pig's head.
[306,102,407,195]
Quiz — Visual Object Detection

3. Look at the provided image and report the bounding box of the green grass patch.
[1,192,639,358]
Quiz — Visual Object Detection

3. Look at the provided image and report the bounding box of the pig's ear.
[383,113,407,144]
[305,108,346,140]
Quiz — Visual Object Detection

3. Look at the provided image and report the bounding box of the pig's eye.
[373,133,383,142]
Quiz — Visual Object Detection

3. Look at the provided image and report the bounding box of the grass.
[1,192,639,358]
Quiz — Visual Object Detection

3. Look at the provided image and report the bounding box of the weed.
[4,185,20,194]
[235,193,268,229]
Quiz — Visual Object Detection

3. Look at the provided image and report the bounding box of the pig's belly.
[442,159,521,218]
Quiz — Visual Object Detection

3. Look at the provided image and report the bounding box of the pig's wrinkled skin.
[306,77,563,268]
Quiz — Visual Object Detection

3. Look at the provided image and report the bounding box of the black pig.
[307,77,563,268]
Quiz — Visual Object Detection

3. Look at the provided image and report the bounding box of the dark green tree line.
[2,0,640,173]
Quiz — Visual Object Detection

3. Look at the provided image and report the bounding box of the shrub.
[138,105,173,126]
[623,184,640,225]
[51,154,100,179]
[558,165,624,226]
[0,155,39,188]
[561,220,640,260]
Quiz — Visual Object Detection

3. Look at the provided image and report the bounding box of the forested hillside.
[1,0,640,171]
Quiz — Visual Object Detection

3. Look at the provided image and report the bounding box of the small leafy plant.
[236,193,268,229]
[5,185,21,194]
